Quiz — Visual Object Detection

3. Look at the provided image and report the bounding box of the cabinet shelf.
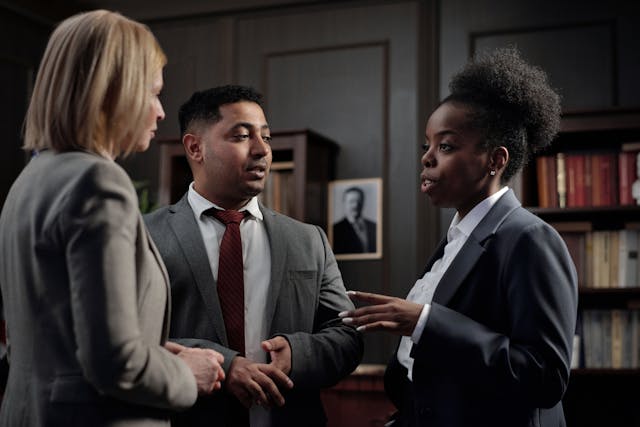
[560,108,640,133]
[570,368,640,376]
[578,287,640,309]
[530,205,640,226]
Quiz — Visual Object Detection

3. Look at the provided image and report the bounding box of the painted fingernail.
[347,290,357,296]
[342,317,353,324]
[338,311,348,318]
[356,325,366,332]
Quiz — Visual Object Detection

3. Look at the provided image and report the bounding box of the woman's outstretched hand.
[339,290,423,336]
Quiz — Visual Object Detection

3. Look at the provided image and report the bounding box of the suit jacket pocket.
[50,375,101,403]
[278,270,318,332]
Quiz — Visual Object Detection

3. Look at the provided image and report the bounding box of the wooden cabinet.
[157,129,338,229]
[321,365,395,427]
[157,139,193,207]
[518,109,640,427]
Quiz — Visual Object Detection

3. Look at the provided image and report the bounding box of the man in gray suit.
[145,85,363,427]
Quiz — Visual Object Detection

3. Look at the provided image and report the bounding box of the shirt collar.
[187,182,264,221]
[447,186,509,240]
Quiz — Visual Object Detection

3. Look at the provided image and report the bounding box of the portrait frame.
[328,178,383,260]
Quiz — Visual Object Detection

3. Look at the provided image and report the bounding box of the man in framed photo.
[333,186,377,254]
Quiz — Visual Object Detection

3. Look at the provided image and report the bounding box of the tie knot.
[208,209,247,225]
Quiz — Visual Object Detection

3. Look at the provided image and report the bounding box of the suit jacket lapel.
[168,196,228,346]
[432,189,521,307]
[260,204,288,335]
[420,239,447,278]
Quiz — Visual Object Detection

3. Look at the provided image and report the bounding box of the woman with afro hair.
[340,48,578,427]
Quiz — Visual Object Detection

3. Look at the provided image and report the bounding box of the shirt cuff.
[411,303,431,343]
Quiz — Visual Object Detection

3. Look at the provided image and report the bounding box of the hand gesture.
[165,341,225,394]
[339,290,423,336]
[261,336,291,375]
[226,356,294,409]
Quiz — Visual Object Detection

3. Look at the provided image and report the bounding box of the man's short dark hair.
[343,186,365,202]
[178,85,264,136]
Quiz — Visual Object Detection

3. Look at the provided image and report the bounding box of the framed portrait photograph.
[328,178,382,260]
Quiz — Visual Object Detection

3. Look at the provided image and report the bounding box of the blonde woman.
[0,10,224,427]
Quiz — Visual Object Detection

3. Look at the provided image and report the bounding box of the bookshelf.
[519,108,640,427]
[157,129,338,229]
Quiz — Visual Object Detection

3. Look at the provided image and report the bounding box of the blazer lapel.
[420,239,447,278]
[432,189,521,307]
[168,196,228,346]
[260,204,288,335]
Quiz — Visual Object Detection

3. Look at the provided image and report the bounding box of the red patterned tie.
[209,209,247,356]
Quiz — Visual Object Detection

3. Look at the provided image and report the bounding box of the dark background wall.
[1,0,639,363]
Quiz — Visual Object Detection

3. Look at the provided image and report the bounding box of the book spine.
[600,153,618,206]
[611,309,623,368]
[582,310,593,368]
[536,156,549,207]
[591,154,603,207]
[556,153,566,208]
[584,154,593,206]
[609,230,620,288]
[575,154,586,207]
[585,232,594,288]
[619,151,636,206]
[566,155,577,207]
[602,310,612,367]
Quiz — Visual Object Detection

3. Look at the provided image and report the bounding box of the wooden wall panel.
[235,1,421,363]
[472,22,615,110]
[265,43,386,178]
[120,17,236,201]
[0,6,49,210]
[0,59,30,210]
[440,0,640,109]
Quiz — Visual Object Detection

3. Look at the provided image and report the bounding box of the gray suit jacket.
[0,151,197,427]
[144,194,363,427]
[384,189,578,427]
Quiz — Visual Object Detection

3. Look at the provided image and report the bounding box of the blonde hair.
[23,9,167,157]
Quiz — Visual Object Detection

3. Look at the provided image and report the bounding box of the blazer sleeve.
[278,226,364,389]
[412,221,577,408]
[61,161,197,410]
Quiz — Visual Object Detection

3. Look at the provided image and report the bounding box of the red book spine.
[584,154,592,206]
[608,153,619,206]
[548,155,559,208]
[591,154,603,207]
[619,151,637,206]
[566,155,577,207]
[598,153,618,206]
[575,154,586,207]
[536,156,549,207]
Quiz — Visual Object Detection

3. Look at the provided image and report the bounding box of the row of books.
[536,143,640,208]
[559,227,639,289]
[580,309,640,369]
[259,162,296,216]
